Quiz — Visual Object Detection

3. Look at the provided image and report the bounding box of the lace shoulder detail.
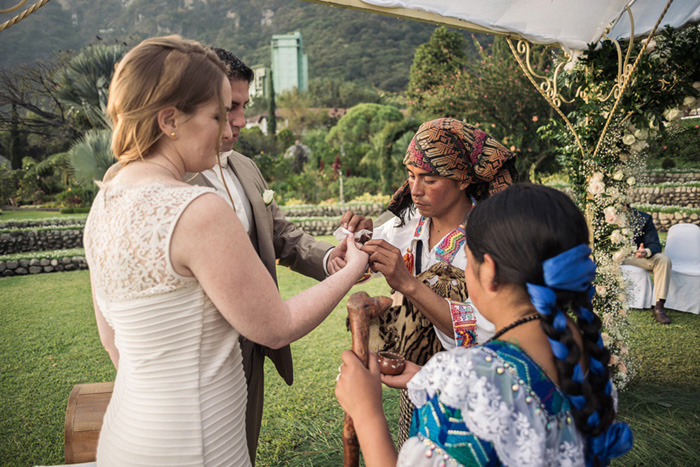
[407,346,585,467]
[84,183,216,302]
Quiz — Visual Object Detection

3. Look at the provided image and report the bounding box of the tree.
[406,26,468,115]
[267,70,277,136]
[0,55,81,164]
[55,43,128,130]
[306,77,381,108]
[326,103,404,179]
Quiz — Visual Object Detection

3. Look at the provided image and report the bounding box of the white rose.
[604,206,618,224]
[693,82,700,91]
[630,140,648,153]
[262,189,275,205]
[622,228,630,236]
[601,332,612,347]
[622,134,636,145]
[611,229,624,244]
[634,129,649,140]
[612,249,627,262]
[627,177,636,186]
[588,179,605,195]
[683,96,696,107]
[619,152,630,162]
[617,212,628,227]
[613,170,624,181]
[596,285,607,297]
[591,172,604,182]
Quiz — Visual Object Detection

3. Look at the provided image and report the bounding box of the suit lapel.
[227,153,277,280]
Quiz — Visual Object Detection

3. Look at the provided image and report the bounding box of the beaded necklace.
[485,314,541,343]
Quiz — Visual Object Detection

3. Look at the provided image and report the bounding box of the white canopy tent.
[303,0,700,52]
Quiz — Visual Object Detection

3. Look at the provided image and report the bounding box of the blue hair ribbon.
[542,244,596,292]
[588,422,634,464]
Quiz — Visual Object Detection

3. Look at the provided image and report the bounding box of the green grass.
[0,211,88,222]
[1,256,699,466]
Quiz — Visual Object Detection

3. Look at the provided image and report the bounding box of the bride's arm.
[170,193,368,349]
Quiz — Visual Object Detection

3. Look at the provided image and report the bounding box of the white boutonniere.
[262,189,275,206]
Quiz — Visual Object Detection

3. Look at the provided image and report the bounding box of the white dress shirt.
[201,151,253,234]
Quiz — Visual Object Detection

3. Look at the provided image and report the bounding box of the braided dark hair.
[465,183,621,462]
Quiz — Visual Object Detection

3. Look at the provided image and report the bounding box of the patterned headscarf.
[388,118,518,216]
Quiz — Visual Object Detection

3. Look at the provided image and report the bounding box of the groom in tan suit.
[188,48,371,465]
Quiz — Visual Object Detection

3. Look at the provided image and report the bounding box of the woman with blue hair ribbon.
[336,183,633,466]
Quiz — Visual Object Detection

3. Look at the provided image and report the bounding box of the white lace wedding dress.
[84,182,250,467]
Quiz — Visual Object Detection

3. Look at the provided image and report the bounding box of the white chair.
[620,265,654,309]
[664,223,700,314]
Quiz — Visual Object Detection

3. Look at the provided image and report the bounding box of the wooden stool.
[64,382,113,464]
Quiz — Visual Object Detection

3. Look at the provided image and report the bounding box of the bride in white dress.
[83,35,369,466]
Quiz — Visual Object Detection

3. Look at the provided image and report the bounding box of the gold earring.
[170,132,176,138]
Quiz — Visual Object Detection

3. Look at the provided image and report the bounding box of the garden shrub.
[661,157,676,169]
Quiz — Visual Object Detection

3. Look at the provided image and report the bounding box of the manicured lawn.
[1,265,698,466]
[0,210,87,222]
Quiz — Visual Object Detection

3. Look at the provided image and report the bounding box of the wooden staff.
[343,291,392,467]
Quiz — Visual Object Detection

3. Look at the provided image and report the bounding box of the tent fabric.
[360,0,700,51]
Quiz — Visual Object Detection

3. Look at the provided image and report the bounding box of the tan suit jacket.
[186,150,333,384]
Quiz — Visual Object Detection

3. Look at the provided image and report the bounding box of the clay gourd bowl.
[376,351,405,375]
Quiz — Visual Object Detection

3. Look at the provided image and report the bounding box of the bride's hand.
[343,235,369,276]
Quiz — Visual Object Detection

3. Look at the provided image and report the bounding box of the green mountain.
[0,0,485,91]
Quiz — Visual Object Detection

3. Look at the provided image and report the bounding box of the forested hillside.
[0,0,487,91]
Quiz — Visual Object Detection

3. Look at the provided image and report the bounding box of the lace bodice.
[84,182,215,303]
[403,343,585,466]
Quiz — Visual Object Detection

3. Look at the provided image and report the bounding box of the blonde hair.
[107,35,228,164]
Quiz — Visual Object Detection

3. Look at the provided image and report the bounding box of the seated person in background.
[360,117,517,445]
[622,206,672,324]
[336,183,633,466]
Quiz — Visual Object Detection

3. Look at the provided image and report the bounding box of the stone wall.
[0,219,84,229]
[280,203,385,218]
[0,228,83,255]
[632,185,699,208]
[650,211,700,232]
[0,256,87,277]
[644,172,700,184]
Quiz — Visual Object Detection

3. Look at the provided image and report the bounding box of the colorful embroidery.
[403,249,415,275]
[412,216,466,266]
[356,265,374,283]
[435,224,466,264]
[450,300,478,348]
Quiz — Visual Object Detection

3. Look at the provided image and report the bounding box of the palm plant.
[68,129,115,186]
[54,43,128,130]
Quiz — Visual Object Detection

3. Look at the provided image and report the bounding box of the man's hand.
[635,242,647,258]
[340,210,373,240]
[327,211,373,275]
[361,239,415,293]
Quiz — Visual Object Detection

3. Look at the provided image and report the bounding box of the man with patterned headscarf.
[361,118,517,445]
